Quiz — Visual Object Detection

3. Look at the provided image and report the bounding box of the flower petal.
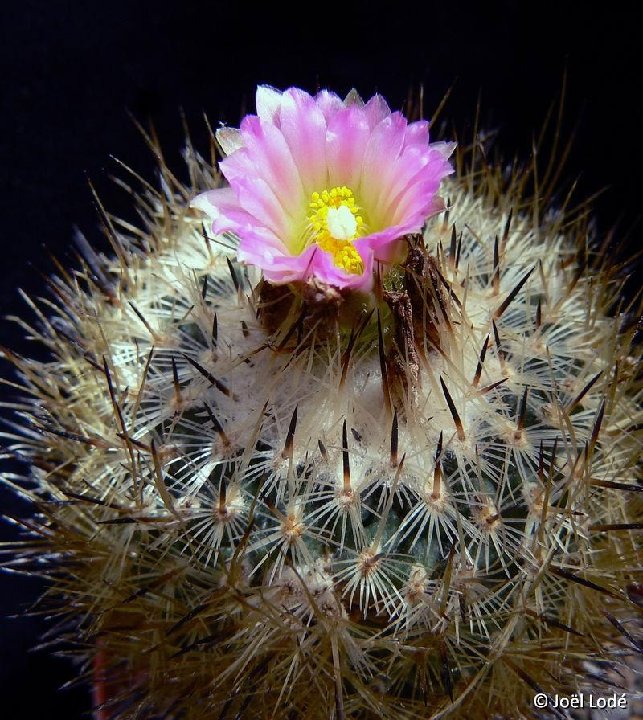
[279,88,328,195]
[191,187,244,232]
[251,243,319,284]
[314,89,345,121]
[224,116,306,218]
[255,85,284,124]
[326,105,371,188]
[215,127,243,156]
[359,113,408,225]
[309,241,375,291]
[363,93,392,129]
[401,119,430,149]
[377,147,441,223]
[344,88,364,106]
[234,176,296,239]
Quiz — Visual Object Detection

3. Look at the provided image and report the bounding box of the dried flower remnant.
[192,86,454,290]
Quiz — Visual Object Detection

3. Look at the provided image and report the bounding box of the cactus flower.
[192,86,454,290]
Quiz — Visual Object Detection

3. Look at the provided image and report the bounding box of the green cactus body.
[1,122,641,719]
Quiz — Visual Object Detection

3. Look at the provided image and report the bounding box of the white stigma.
[326,205,357,240]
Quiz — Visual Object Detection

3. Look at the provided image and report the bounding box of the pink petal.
[314,89,344,121]
[280,88,328,195]
[361,224,416,263]
[308,242,375,291]
[326,105,371,189]
[391,185,441,226]
[241,242,317,284]
[401,120,429,149]
[359,113,408,224]
[391,156,453,224]
[191,188,245,232]
[234,176,294,238]
[226,116,306,217]
[193,188,288,257]
[377,147,438,222]
[363,93,392,129]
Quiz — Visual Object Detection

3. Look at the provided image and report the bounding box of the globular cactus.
[1,86,641,720]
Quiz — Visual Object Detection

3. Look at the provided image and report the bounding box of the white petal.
[431,141,457,159]
[216,127,243,156]
[256,85,283,123]
[190,194,217,215]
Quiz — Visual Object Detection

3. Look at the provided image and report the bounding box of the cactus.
[1,86,641,719]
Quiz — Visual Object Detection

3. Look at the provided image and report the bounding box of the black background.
[1,1,640,718]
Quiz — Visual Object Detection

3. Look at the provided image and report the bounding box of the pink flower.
[192,86,454,291]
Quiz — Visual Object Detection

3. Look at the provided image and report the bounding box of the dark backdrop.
[1,1,640,718]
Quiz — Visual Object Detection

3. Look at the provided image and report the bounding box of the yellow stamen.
[305,185,366,274]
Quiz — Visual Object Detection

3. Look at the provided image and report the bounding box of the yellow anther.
[335,243,364,274]
[304,185,367,274]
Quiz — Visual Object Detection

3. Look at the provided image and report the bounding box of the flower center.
[306,186,366,275]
